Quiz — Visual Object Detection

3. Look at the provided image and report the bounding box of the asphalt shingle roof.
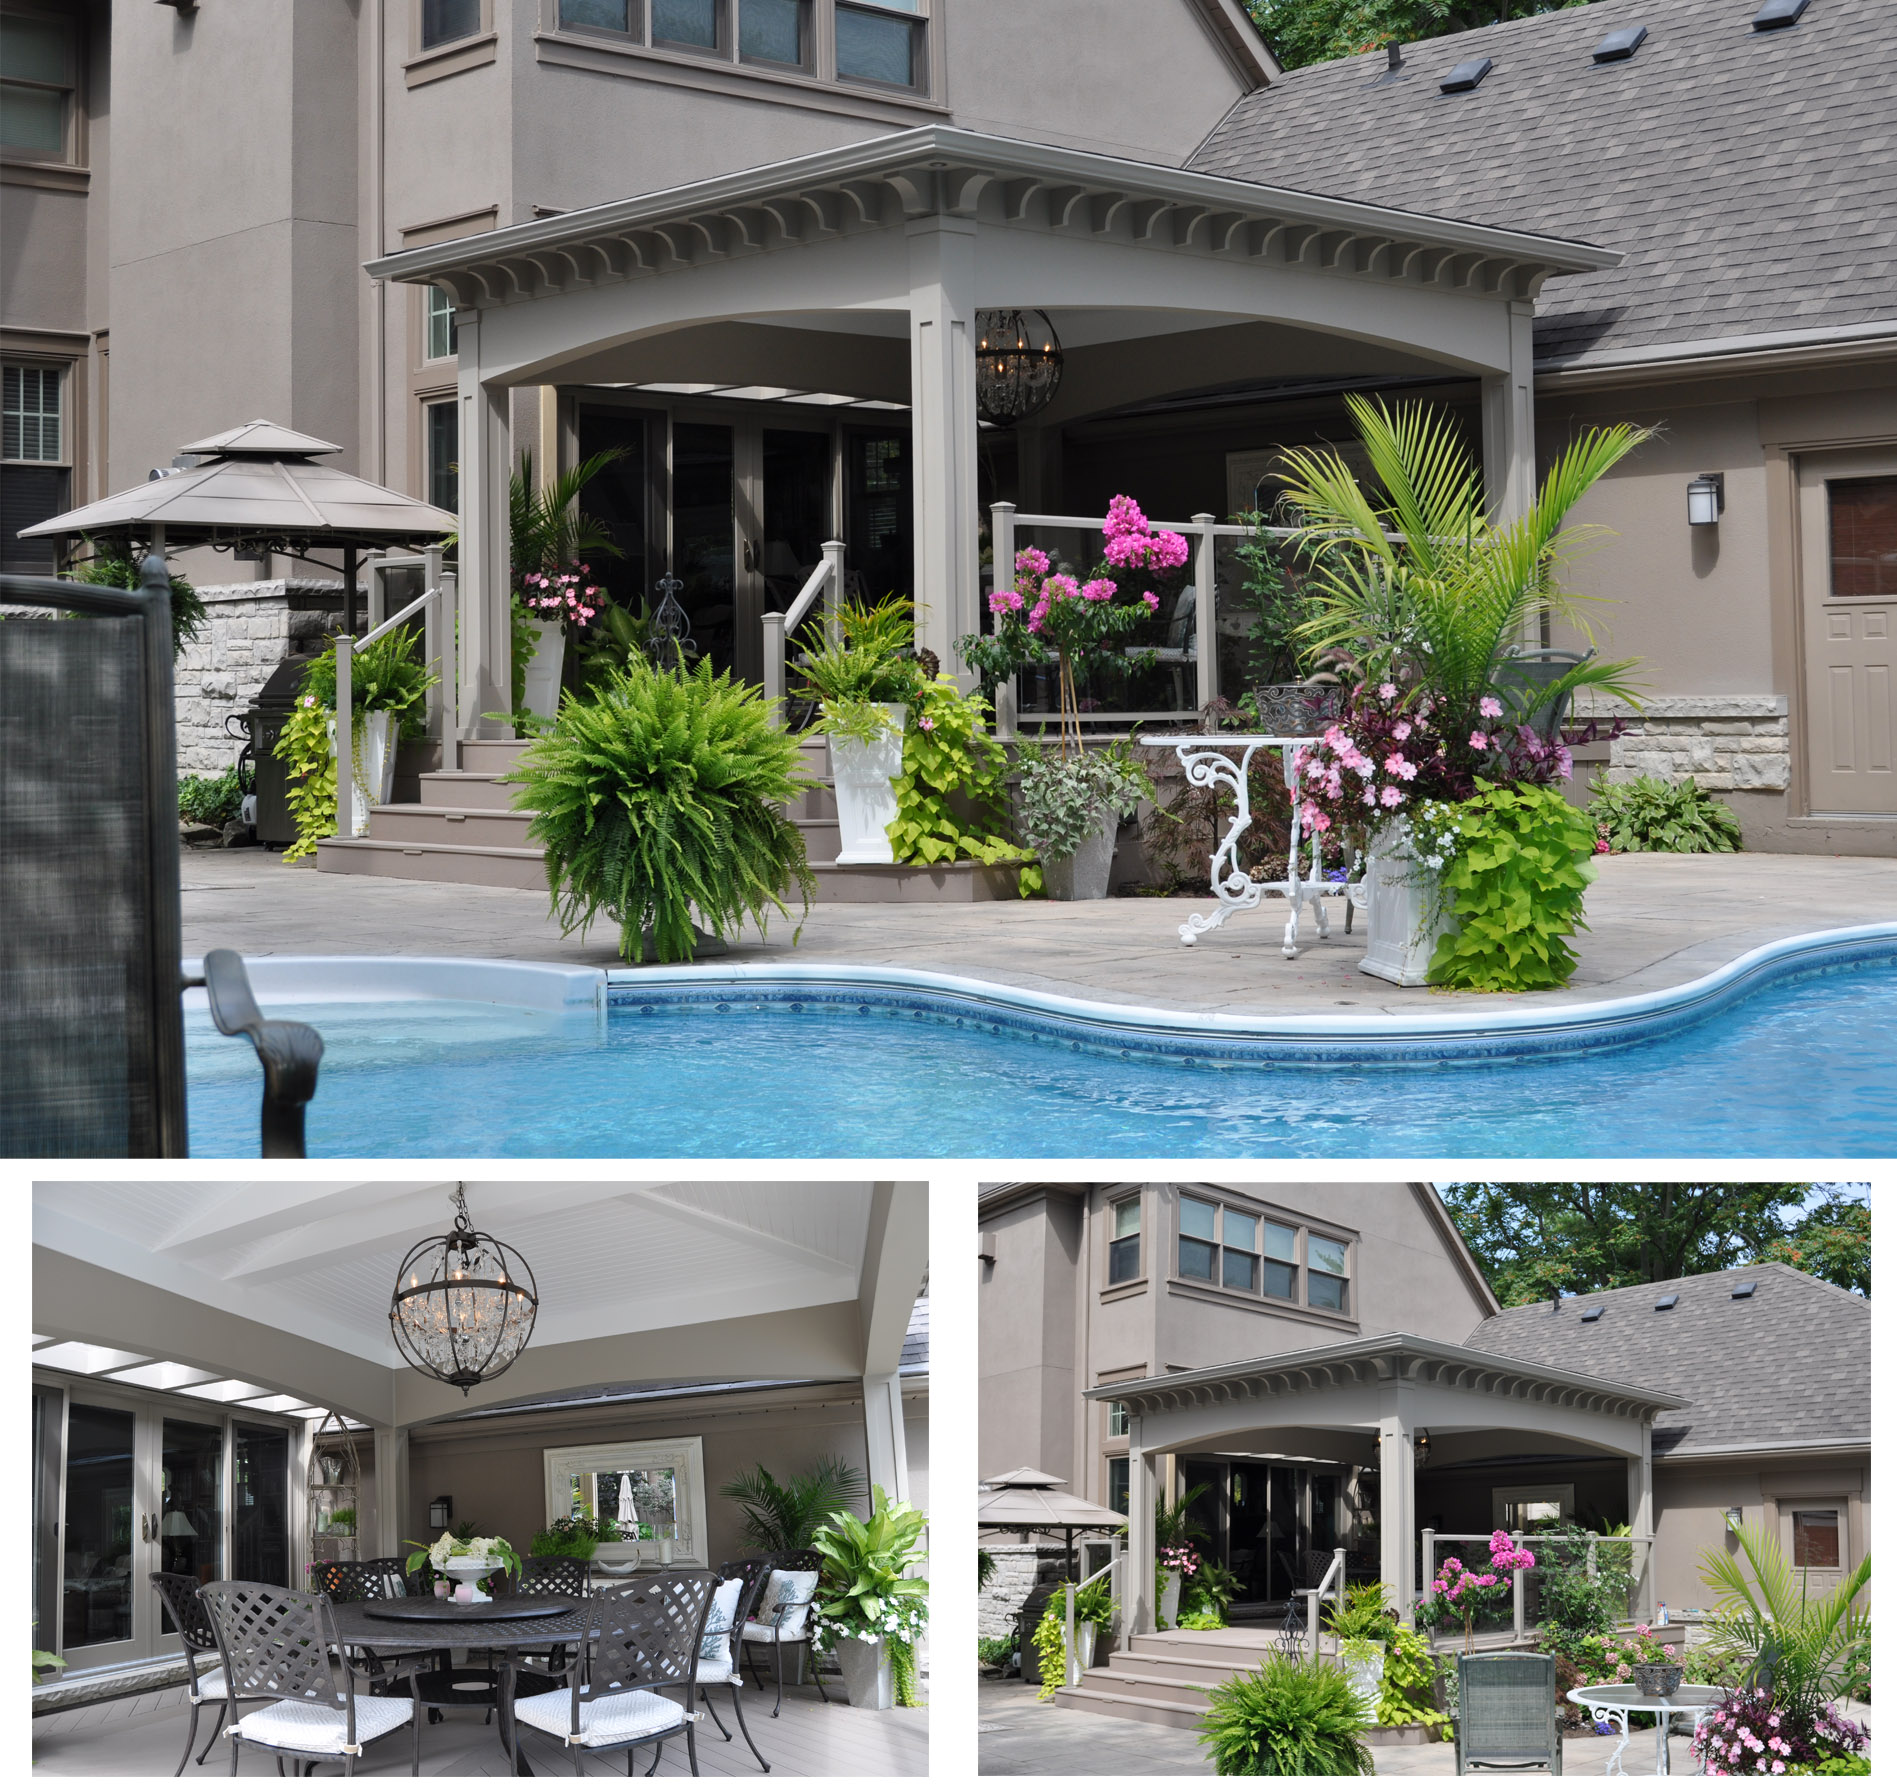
[1466,1263,1869,1457]
[1190,0,1897,364]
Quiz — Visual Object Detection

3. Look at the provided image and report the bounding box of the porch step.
[314,835,548,889]
[416,769,524,812]
[1050,1683,1209,1731]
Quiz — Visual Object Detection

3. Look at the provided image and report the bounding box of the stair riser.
[1079,1674,1213,1711]
[1050,1689,1203,1732]
[369,810,536,849]
[416,773,521,812]
[314,839,548,889]
[458,739,534,773]
[1111,1641,1298,1672]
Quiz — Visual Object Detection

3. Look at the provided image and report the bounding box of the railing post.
[1305,1588,1320,1664]
[762,611,787,715]
[335,635,355,841]
[1513,1531,1526,1642]
[1421,1528,1436,1609]
[821,538,845,645]
[1192,512,1218,713]
[440,570,460,770]
[422,546,445,750]
[1333,1548,1347,1627]
[989,501,1018,733]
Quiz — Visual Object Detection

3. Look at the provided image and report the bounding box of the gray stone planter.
[1042,812,1116,900]
[834,1634,894,1709]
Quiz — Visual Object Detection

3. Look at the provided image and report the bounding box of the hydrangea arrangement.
[1689,1690,1869,1777]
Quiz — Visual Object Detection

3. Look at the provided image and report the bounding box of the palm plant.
[1697,1520,1871,1724]
[509,447,628,577]
[720,1457,867,1553]
[1277,394,1649,751]
[1197,1653,1375,1776]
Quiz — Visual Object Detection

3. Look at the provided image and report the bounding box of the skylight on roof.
[33,1341,154,1375]
[1592,26,1648,62]
[1732,1281,1759,1299]
[1440,56,1493,94]
[1581,1305,1605,1322]
[1655,1294,1679,1310]
[1751,0,1809,28]
[104,1359,228,1392]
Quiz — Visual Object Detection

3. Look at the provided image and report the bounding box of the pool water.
[184,956,1897,1157]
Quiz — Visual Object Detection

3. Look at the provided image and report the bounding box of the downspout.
[370,0,387,484]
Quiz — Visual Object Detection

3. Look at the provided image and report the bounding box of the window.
[1178,1196,1217,1282]
[4,362,61,461]
[425,286,457,363]
[1830,478,1897,598]
[560,0,635,30]
[1308,1234,1350,1313]
[1,10,74,161]
[1262,1222,1297,1301]
[1222,1210,1259,1294]
[1108,1196,1140,1284]
[1106,1401,1127,1439]
[1793,1509,1841,1570]
[425,398,458,512]
[3,362,68,572]
[836,0,925,90]
[652,0,720,49]
[419,0,483,50]
[1106,1456,1129,1517]
[543,1437,709,1565]
[739,0,806,67]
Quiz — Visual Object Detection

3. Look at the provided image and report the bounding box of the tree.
[1440,1184,1870,1306]
[1244,0,1585,73]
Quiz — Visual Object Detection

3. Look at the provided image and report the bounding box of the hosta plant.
[809,1487,929,1708]
[512,658,815,964]
[1591,774,1744,853]
[1197,1653,1375,1776]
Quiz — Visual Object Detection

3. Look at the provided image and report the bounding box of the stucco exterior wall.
[978,1191,1082,1486]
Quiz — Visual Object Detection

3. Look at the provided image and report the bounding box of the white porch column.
[1378,1388,1418,1621]
[455,309,513,736]
[1127,1418,1157,1636]
[1629,1425,1655,1624]
[372,1426,411,1563]
[863,1371,910,1505]
[1481,299,1538,526]
[907,216,981,677]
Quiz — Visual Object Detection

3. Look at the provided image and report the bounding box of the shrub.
[1379,1622,1450,1733]
[886,677,1026,875]
[1591,773,1744,853]
[178,767,244,827]
[1428,781,1599,991]
[529,1513,621,1559]
[511,658,816,964]
[298,625,439,741]
[976,1635,1012,1668]
[1013,740,1153,863]
[66,543,205,659]
[1196,1653,1375,1776]
[808,1487,929,1709]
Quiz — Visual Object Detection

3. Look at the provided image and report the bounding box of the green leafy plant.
[1590,774,1744,853]
[978,1549,996,1590]
[323,1505,357,1535]
[1231,513,1312,688]
[274,695,337,862]
[1785,1759,1873,1776]
[977,1634,1012,1668]
[1185,1558,1243,1624]
[178,767,244,827]
[1197,1652,1375,1775]
[1031,1603,1067,1701]
[1378,1621,1449,1733]
[1013,739,1153,864]
[720,1457,866,1553]
[795,596,926,709]
[510,447,629,580]
[511,657,816,964]
[1426,780,1598,990]
[33,1647,66,1682]
[66,540,206,659]
[808,1486,929,1709]
[822,690,906,745]
[298,625,439,741]
[1179,1607,1227,1630]
[887,677,1027,875]
[404,1532,522,1584]
[530,1511,622,1560]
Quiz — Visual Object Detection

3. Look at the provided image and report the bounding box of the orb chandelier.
[974,309,1064,425]
[389,1186,539,1394]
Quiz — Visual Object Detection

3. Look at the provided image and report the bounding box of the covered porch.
[1087,1334,1683,1639]
[368,124,1615,733]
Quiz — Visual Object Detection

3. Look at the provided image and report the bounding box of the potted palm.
[720,1457,866,1552]
[807,1486,929,1710]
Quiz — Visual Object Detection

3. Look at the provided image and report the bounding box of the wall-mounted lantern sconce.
[428,1496,453,1528]
[1687,472,1726,526]
[1415,1428,1433,1467]
[1725,1505,1744,1528]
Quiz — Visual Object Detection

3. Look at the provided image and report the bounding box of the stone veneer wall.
[175,579,345,773]
[1574,693,1791,794]
[980,1541,1074,1639]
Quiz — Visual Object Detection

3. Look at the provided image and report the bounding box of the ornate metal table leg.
[1176,744,1267,946]
[1604,1708,1631,1777]
[1280,746,1303,958]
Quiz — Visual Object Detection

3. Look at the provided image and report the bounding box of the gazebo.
[980,1466,1127,1579]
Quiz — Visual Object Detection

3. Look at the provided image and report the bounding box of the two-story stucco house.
[977,1180,1870,1707]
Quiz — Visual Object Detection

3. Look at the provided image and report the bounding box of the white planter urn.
[1158,1569,1181,1630]
[521,616,566,722]
[439,1556,499,1602]
[1076,1619,1099,1679]
[1359,819,1457,985]
[829,704,907,864]
[1042,812,1117,901]
[1340,1641,1386,1724]
[834,1635,894,1710]
[332,709,396,836]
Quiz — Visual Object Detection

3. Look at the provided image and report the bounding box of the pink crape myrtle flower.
[1081,577,1117,604]
[989,588,1025,617]
[1014,545,1050,580]
[1141,590,1160,611]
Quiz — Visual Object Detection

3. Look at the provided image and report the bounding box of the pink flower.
[1015,546,1050,579]
[1026,599,1050,634]
[1384,752,1417,781]
[1379,682,1398,701]
[1479,695,1504,719]
[1470,731,1488,750]
[1141,591,1160,611]
[918,716,935,731]
[1081,577,1117,604]
[1555,745,1574,779]
[1392,720,1412,741]
[989,588,1024,617]
[1379,786,1404,808]
[1043,573,1080,605]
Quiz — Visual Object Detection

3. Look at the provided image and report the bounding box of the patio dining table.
[1567,1683,1722,1776]
[1147,734,1353,955]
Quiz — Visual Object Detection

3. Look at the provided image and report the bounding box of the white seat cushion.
[695,1660,741,1687]
[700,1578,742,1671]
[745,1569,818,1643]
[512,1685,684,1749]
[189,1668,228,1703]
[233,1695,413,1755]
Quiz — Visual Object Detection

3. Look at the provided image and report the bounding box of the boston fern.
[1197,1654,1374,1776]
[1591,773,1744,853]
[511,658,815,964]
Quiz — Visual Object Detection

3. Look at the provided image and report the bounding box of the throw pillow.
[699,1576,743,1670]
[753,1568,818,1641]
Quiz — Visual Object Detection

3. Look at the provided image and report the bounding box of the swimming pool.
[184,930,1897,1157]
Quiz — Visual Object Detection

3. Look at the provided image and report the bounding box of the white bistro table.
[1148,733,1347,956]
[1567,1683,1722,1776]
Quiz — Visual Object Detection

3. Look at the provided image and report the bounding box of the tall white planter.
[1158,1570,1181,1629]
[834,1635,894,1710]
[1042,812,1117,901]
[1359,819,1456,986]
[332,709,396,836]
[1340,1641,1386,1724]
[521,617,565,722]
[830,704,907,864]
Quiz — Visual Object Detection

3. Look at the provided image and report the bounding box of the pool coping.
[190,921,1897,1066]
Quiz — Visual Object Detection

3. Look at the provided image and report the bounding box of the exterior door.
[1801,453,1897,815]
[1784,1503,1847,1600]
[57,1396,145,1669]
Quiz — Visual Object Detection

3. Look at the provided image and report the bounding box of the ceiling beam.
[612,1188,859,1276]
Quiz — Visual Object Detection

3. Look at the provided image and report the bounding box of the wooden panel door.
[1782,1502,1847,1601]
[1801,453,1897,815]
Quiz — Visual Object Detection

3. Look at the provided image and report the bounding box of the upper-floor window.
[1,9,75,162]
[1108,1196,1140,1285]
[421,0,484,50]
[1106,1400,1127,1439]
[1308,1233,1351,1312]
[425,397,458,513]
[3,362,62,462]
[425,286,458,363]
[1174,1195,1352,1317]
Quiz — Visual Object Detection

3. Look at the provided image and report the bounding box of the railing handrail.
[1063,1552,1122,1690]
[762,537,845,713]
[780,557,835,637]
[1002,506,1279,540]
[354,583,436,651]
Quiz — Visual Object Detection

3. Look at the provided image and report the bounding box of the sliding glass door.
[60,1400,138,1668]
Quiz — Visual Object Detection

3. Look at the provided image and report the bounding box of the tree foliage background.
[1244,0,1587,72]
[1441,1184,1870,1306]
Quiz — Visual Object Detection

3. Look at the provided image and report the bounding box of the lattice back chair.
[741,1548,831,1716]
[310,1557,442,1699]
[1455,1649,1563,1776]
[507,1555,592,1698]
[510,1569,716,1776]
[698,1558,775,1771]
[150,1572,276,1775]
[198,1579,419,1777]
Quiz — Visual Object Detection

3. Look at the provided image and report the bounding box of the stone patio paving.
[180,848,1897,1018]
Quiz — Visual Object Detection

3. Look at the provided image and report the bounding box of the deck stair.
[1053,1626,1331,1731]
[316,736,1017,900]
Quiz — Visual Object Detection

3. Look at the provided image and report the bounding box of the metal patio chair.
[741,1549,831,1716]
[509,1569,716,1776]
[310,1557,445,1705]
[198,1578,419,1777]
[1456,1649,1563,1775]
[700,1559,775,1771]
[504,1555,592,1702]
[148,1572,275,1774]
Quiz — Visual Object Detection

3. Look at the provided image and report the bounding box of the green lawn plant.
[719,1457,865,1553]
[1427,780,1598,991]
[808,1487,929,1708]
[1591,773,1744,853]
[1197,1652,1375,1775]
[887,676,1031,882]
[511,657,815,964]
[178,766,245,827]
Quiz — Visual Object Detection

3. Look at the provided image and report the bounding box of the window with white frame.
[1173,1196,1353,1317]
[424,287,457,363]
[1308,1233,1350,1312]
[1108,1195,1141,1285]
[543,1437,709,1565]
[420,0,484,50]
[1106,1400,1127,1439]
[3,362,61,461]
[1,9,76,162]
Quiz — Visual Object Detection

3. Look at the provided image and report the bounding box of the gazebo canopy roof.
[979,1470,1126,1534]
[23,419,456,552]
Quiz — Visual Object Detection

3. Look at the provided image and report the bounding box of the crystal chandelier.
[388,1186,539,1394]
[974,309,1064,425]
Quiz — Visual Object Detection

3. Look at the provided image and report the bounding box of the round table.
[1567,1683,1722,1776]
[330,1596,587,1777]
